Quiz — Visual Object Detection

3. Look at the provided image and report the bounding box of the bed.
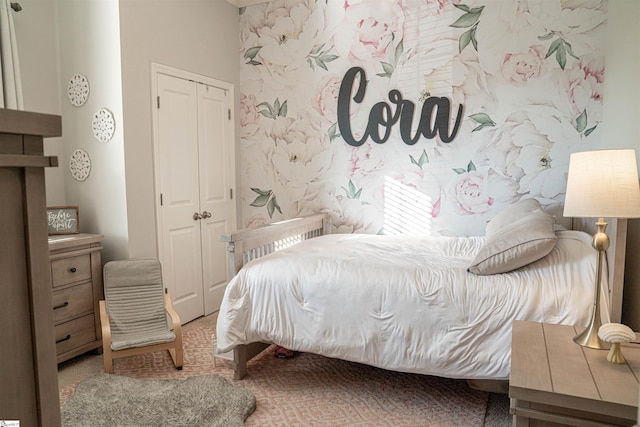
[215,200,629,383]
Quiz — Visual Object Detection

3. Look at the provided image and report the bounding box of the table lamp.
[563,149,640,349]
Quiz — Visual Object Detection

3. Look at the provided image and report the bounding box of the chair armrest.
[164,293,182,341]
[99,300,112,348]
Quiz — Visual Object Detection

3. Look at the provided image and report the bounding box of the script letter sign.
[47,206,79,235]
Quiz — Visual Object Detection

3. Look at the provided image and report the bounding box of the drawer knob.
[56,334,71,344]
[53,301,69,310]
[70,267,77,273]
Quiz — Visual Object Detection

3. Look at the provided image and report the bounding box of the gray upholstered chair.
[99,259,183,373]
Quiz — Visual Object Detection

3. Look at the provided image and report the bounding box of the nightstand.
[509,320,639,426]
[49,233,104,363]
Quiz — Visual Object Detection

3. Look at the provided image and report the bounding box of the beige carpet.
[59,317,509,426]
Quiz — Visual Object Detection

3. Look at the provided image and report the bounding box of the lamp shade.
[563,149,640,218]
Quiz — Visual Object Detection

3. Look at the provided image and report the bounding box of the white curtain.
[0,0,22,110]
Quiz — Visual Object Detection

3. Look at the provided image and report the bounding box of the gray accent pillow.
[468,200,558,275]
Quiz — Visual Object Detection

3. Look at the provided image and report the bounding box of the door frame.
[150,62,237,297]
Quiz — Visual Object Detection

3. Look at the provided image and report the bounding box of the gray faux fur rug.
[61,373,256,427]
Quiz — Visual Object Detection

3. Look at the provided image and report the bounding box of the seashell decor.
[598,323,636,364]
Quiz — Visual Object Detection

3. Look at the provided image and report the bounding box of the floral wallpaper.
[238,0,607,236]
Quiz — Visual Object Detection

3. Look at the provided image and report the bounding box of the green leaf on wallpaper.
[251,187,271,197]
[257,99,287,119]
[459,28,472,53]
[469,112,496,132]
[452,5,483,52]
[250,188,280,218]
[584,125,597,137]
[564,41,578,60]
[328,123,341,142]
[545,38,562,58]
[343,180,362,199]
[556,45,567,70]
[452,161,477,175]
[394,39,404,65]
[244,46,262,65]
[257,102,275,119]
[250,193,271,207]
[410,150,429,168]
[381,62,394,74]
[454,4,484,14]
[576,110,587,133]
[308,44,339,71]
[267,196,282,218]
[470,27,478,50]
[279,100,288,117]
[450,11,481,28]
[538,32,554,41]
[545,38,578,70]
[267,198,274,217]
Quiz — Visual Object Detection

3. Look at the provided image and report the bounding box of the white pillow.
[468,201,558,275]
[485,198,542,236]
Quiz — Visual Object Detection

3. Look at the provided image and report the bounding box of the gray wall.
[118,0,240,259]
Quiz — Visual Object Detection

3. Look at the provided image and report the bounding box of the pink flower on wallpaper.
[501,45,547,85]
[312,75,342,123]
[241,0,316,36]
[565,55,604,122]
[347,143,384,181]
[266,116,332,192]
[240,93,261,139]
[244,214,268,229]
[332,0,406,64]
[450,170,494,215]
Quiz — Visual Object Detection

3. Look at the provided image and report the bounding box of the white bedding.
[216,230,600,380]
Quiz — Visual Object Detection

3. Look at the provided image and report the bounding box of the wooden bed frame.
[219,213,628,381]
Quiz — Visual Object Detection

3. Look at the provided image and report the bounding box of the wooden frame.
[220,213,330,379]
[99,293,183,373]
[47,205,79,235]
[219,213,627,381]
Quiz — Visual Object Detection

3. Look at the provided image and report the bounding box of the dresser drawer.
[55,314,96,355]
[52,282,93,325]
[51,254,91,287]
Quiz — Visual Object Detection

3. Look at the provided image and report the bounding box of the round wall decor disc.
[67,73,90,107]
[92,108,115,142]
[69,148,91,181]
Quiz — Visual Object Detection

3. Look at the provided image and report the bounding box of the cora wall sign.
[337,66,464,146]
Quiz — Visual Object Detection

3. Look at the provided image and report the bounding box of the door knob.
[201,211,212,219]
[193,212,203,220]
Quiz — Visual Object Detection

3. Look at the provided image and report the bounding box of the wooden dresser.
[0,109,62,426]
[49,233,104,363]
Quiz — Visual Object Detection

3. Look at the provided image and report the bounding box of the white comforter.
[216,230,599,380]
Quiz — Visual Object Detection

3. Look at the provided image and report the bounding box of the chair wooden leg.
[169,344,183,370]
[103,348,113,374]
[99,300,114,374]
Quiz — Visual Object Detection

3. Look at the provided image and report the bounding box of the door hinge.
[160,193,163,206]
[230,188,233,199]
[157,96,160,109]
[228,109,231,120]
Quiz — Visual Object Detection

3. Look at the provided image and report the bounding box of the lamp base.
[573,218,611,351]
[573,316,610,350]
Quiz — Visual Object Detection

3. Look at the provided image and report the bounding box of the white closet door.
[197,83,235,315]
[157,73,205,323]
